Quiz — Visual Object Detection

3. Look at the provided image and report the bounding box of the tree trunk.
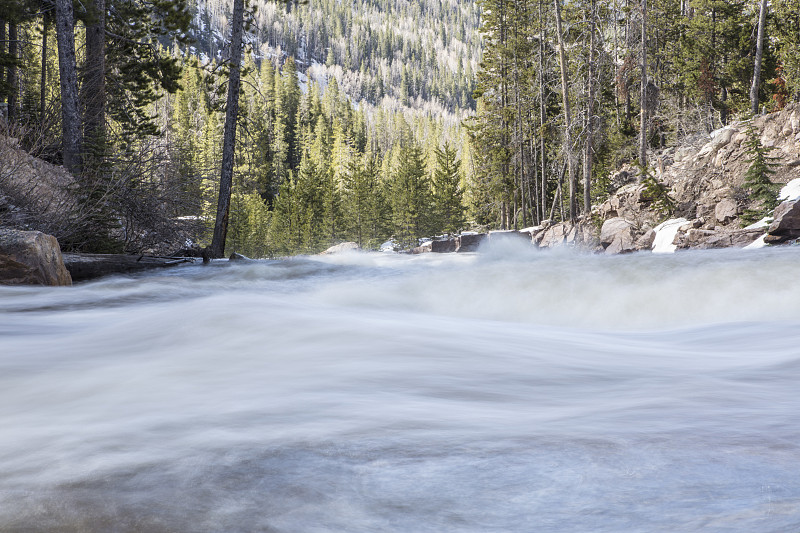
[40,15,49,121]
[55,0,82,174]
[584,0,596,217]
[750,0,768,115]
[7,23,17,123]
[210,0,245,258]
[0,20,5,105]
[554,0,576,222]
[82,0,106,150]
[638,0,648,170]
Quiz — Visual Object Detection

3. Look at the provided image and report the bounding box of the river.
[1,241,799,532]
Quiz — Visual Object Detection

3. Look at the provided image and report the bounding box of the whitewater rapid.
[1,242,799,531]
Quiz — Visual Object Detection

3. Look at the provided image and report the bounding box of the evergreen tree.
[432,142,466,234]
[740,121,779,224]
[391,143,431,248]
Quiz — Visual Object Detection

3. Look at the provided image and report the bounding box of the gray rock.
[411,241,433,254]
[320,242,360,255]
[635,229,656,251]
[538,223,570,248]
[600,217,635,246]
[768,199,800,238]
[229,252,252,261]
[431,238,457,253]
[714,198,739,224]
[456,233,487,252]
[0,228,72,286]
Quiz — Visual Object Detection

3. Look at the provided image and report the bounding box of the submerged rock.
[0,228,72,286]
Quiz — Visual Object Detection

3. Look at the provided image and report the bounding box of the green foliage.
[640,166,675,219]
[432,142,466,234]
[740,122,780,224]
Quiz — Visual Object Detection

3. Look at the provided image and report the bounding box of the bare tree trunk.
[82,0,105,149]
[554,0,576,222]
[55,0,82,174]
[40,15,49,121]
[584,0,596,217]
[7,23,18,123]
[210,0,245,258]
[0,20,5,103]
[638,0,648,170]
[538,0,547,223]
[750,0,768,115]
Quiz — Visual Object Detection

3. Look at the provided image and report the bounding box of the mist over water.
[2,242,800,532]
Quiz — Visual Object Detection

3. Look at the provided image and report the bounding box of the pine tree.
[741,122,779,224]
[432,142,466,234]
[391,143,431,248]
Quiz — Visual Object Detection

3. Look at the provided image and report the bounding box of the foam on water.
[1,244,800,532]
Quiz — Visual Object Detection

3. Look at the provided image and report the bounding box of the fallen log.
[63,253,195,281]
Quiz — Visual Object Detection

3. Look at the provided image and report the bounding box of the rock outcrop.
[320,242,360,254]
[765,199,800,243]
[0,228,72,286]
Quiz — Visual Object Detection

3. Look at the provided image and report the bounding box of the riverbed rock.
[411,241,433,254]
[431,238,457,253]
[456,233,487,252]
[229,252,253,261]
[320,242,360,254]
[537,223,570,248]
[714,198,739,225]
[0,228,72,286]
[766,199,800,242]
[673,228,764,249]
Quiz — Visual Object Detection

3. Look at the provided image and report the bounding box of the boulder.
[488,230,530,243]
[229,252,252,261]
[431,238,457,253]
[767,199,800,239]
[714,198,739,224]
[635,229,656,251]
[320,242,360,254]
[599,217,635,247]
[0,228,72,286]
[455,233,487,252]
[411,241,433,254]
[537,223,570,248]
[674,228,764,250]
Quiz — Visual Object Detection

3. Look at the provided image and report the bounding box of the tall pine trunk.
[40,14,49,122]
[750,0,767,115]
[554,0,576,222]
[82,0,105,154]
[55,0,82,174]
[7,23,18,123]
[638,0,648,170]
[210,0,245,258]
[584,0,596,216]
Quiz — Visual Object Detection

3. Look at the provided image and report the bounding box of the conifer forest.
[0,0,797,257]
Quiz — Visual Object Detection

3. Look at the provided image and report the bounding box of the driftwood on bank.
[63,253,195,281]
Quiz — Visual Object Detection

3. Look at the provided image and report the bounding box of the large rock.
[674,228,764,249]
[431,238,457,253]
[714,198,739,225]
[767,199,800,240]
[0,228,72,286]
[320,242,360,254]
[455,233,487,252]
[599,218,636,254]
[537,223,570,248]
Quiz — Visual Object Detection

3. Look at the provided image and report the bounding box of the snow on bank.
[780,178,800,202]
[651,218,688,254]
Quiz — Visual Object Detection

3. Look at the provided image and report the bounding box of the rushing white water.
[2,242,800,532]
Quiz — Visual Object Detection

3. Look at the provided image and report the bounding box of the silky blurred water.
[1,241,800,532]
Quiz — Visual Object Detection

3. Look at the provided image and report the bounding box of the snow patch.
[779,178,800,202]
[744,217,771,230]
[652,218,688,254]
[744,234,768,250]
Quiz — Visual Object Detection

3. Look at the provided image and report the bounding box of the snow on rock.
[744,234,767,250]
[779,178,800,201]
[652,218,688,254]
[744,217,771,230]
